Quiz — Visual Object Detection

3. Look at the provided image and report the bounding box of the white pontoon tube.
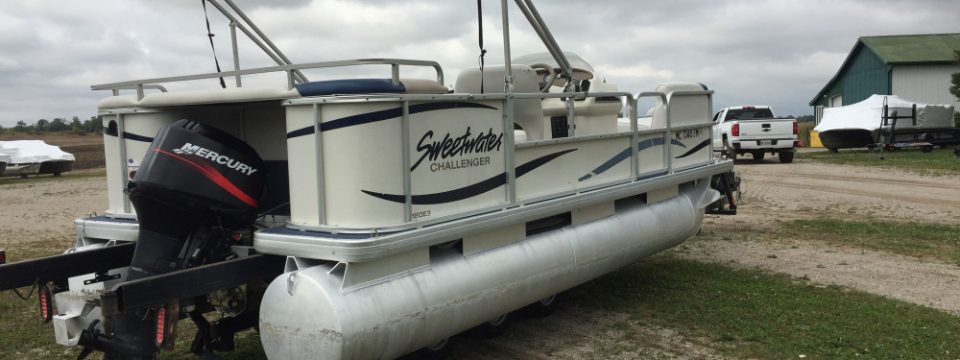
[260,180,716,359]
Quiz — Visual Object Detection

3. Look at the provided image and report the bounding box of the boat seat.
[455,65,545,140]
[650,82,711,128]
[295,78,447,97]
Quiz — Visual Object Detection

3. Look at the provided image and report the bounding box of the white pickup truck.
[712,106,797,163]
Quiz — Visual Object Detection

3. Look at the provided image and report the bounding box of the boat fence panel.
[667,91,715,171]
[286,98,509,229]
[515,135,631,203]
[100,111,180,218]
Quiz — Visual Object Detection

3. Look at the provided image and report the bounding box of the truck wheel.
[752,151,765,161]
[778,151,794,163]
[723,138,736,160]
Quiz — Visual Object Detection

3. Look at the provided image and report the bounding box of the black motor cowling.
[132,119,264,222]
[126,119,265,279]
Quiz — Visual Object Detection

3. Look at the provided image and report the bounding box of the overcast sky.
[1,0,958,126]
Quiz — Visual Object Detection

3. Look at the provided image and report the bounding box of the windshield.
[513,52,595,80]
[724,108,773,120]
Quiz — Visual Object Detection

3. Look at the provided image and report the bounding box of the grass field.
[707,218,960,265]
[798,148,960,175]
[784,219,960,265]
[4,218,960,359]
[1,134,957,359]
[567,256,960,360]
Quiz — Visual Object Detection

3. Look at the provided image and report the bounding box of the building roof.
[808,33,960,105]
[861,33,960,64]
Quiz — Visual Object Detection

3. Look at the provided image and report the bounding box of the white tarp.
[815,94,955,133]
[0,140,75,164]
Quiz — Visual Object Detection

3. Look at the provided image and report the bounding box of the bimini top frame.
[91,0,578,99]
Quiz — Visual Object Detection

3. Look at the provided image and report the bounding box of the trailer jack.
[706,171,740,215]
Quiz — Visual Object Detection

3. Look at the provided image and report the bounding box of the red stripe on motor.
[154,149,258,207]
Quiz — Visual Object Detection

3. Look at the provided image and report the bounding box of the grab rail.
[91,58,445,100]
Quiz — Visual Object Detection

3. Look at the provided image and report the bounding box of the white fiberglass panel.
[405,100,507,222]
[636,133,667,176]
[670,125,712,170]
[285,105,322,227]
[516,136,631,202]
[319,102,405,228]
[102,112,178,218]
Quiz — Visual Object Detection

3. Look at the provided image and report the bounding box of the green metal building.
[810,33,960,122]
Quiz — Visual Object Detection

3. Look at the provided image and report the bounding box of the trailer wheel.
[921,145,934,153]
[413,337,450,359]
[470,314,509,338]
[778,151,794,163]
[524,294,559,318]
[752,151,765,161]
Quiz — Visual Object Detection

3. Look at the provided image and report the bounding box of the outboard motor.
[79,119,265,359]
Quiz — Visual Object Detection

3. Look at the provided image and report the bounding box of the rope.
[477,0,487,93]
[201,0,227,89]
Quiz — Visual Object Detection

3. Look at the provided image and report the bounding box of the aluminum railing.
[91,59,445,101]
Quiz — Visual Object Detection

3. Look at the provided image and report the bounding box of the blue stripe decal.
[361,149,576,205]
[122,132,154,143]
[578,138,686,181]
[675,139,711,158]
[286,126,313,139]
[104,126,154,143]
[286,102,498,139]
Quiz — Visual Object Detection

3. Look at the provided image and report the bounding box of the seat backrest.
[650,82,710,129]
[455,65,545,140]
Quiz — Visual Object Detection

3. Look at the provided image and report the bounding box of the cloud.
[0,0,958,126]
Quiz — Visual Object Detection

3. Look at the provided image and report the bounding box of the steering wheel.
[529,63,557,92]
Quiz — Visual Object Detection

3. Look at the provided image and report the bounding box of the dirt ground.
[679,156,960,315]
[0,172,105,249]
[1,151,958,359]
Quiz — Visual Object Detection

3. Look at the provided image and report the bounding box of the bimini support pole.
[513,0,573,88]
[207,0,308,84]
[501,0,517,205]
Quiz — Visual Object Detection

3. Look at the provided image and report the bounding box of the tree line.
[0,116,103,135]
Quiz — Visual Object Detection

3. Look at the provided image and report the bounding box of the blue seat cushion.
[295,79,406,97]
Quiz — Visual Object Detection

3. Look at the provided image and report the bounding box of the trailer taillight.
[731,123,740,137]
[39,285,53,323]
[155,306,166,347]
[793,121,798,135]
